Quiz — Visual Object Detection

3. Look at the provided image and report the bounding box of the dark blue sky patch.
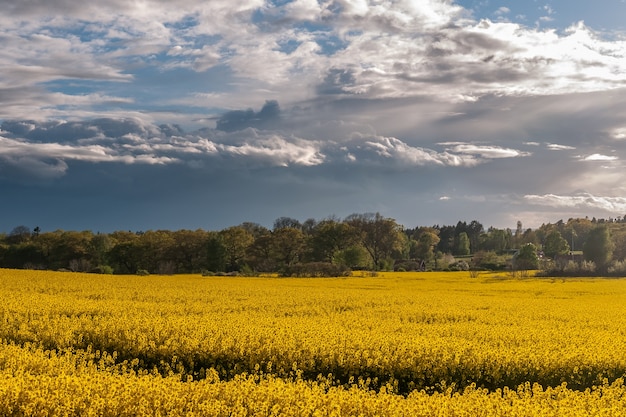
[315,34,350,56]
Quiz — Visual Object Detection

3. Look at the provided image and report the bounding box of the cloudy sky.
[2,0,626,233]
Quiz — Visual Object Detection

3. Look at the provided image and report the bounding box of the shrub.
[563,261,580,275]
[450,261,469,271]
[282,262,351,277]
[239,264,258,277]
[91,265,114,274]
[608,260,626,276]
[136,269,150,276]
[393,260,424,272]
[472,251,508,271]
[438,253,457,270]
[580,260,596,274]
[540,260,597,277]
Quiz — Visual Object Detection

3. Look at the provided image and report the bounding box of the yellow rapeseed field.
[0,268,625,416]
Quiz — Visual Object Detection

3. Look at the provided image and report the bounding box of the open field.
[1,269,626,415]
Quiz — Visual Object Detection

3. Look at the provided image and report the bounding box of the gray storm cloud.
[0,116,532,178]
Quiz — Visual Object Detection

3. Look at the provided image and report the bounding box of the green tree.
[137,230,176,274]
[108,231,142,274]
[514,243,539,271]
[346,213,404,270]
[565,227,577,254]
[543,230,569,259]
[271,227,306,268]
[412,231,440,265]
[51,230,94,271]
[513,220,523,249]
[467,220,484,253]
[7,225,32,245]
[583,226,614,273]
[238,222,270,239]
[206,231,227,272]
[246,231,275,272]
[273,217,301,231]
[480,228,510,253]
[455,232,470,256]
[520,228,540,246]
[309,219,357,264]
[29,231,61,269]
[301,218,318,235]
[334,245,370,269]
[611,229,626,261]
[169,229,211,273]
[90,233,114,268]
[472,250,504,270]
[219,226,254,272]
[436,225,456,254]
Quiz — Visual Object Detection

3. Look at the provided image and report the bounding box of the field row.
[1,342,626,417]
[1,269,626,394]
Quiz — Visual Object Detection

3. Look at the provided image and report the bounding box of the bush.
[562,261,580,275]
[472,251,508,271]
[608,260,626,276]
[580,260,597,274]
[91,265,114,274]
[438,254,457,270]
[449,261,469,271]
[239,264,258,277]
[282,262,351,278]
[393,260,424,272]
[136,269,150,276]
[213,271,239,277]
[538,260,597,277]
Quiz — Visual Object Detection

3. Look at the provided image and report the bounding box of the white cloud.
[1,117,547,180]
[494,7,510,17]
[218,134,325,167]
[1,0,626,124]
[583,153,618,161]
[442,143,531,159]
[547,143,576,150]
[0,135,177,166]
[283,0,328,21]
[350,134,480,167]
[525,193,626,213]
[611,128,626,140]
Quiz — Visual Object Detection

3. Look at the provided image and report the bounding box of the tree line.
[1,214,625,276]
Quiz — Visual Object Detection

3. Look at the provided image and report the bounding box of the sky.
[2,0,626,233]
